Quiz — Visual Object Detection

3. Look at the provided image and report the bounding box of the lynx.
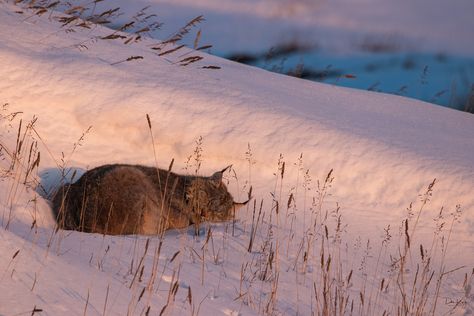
[52,164,249,235]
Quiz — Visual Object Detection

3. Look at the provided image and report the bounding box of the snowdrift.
[0,2,473,315]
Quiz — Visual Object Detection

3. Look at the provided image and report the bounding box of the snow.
[119,0,474,110]
[0,1,473,315]
[103,0,474,56]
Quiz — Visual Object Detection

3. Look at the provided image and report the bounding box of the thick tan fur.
[52,164,238,235]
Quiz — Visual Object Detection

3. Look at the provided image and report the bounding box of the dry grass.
[231,151,471,316]
[1,104,471,315]
[0,4,470,315]
[10,0,219,69]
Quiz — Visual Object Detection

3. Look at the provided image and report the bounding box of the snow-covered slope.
[1,2,473,315]
[113,0,474,110]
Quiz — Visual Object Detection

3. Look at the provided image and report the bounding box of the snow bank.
[1,2,473,314]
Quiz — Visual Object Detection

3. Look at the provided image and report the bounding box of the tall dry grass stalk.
[0,107,41,230]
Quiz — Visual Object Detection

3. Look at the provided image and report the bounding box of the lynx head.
[186,166,250,223]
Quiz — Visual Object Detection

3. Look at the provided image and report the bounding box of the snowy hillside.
[0,1,473,315]
[100,0,474,110]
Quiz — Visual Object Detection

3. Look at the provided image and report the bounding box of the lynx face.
[186,178,235,223]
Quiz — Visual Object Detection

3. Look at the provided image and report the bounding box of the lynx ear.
[210,165,232,183]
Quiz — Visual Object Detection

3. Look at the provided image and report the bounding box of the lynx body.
[52,164,244,235]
